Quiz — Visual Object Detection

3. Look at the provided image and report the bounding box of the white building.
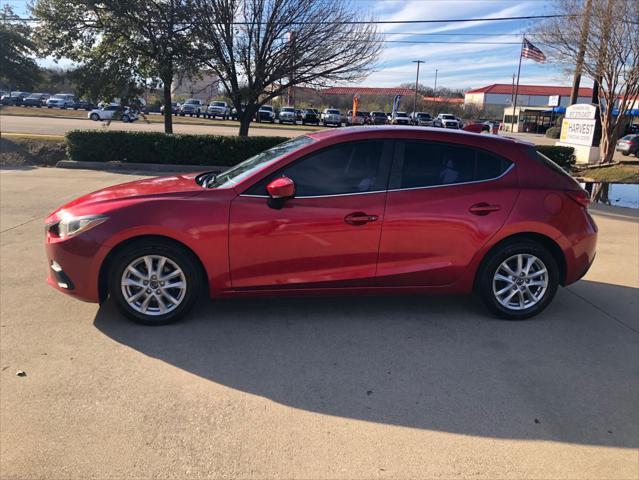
[465,84,593,110]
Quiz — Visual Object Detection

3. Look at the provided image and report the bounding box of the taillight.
[566,189,591,208]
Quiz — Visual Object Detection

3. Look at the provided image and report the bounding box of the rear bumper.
[562,214,598,285]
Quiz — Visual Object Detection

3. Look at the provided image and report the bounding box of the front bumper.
[45,231,109,303]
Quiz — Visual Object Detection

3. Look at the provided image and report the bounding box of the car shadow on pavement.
[94,281,639,449]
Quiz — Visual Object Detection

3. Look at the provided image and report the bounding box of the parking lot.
[1,167,638,479]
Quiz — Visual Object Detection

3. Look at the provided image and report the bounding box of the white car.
[206,101,229,119]
[434,113,461,129]
[278,107,297,124]
[47,94,76,109]
[321,108,341,127]
[88,105,139,122]
[179,99,205,117]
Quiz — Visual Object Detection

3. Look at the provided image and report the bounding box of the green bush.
[536,145,576,170]
[545,126,562,139]
[65,130,290,166]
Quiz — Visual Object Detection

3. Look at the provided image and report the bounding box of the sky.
[2,0,579,92]
[350,0,574,90]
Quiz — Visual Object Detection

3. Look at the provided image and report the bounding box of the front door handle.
[344,212,379,226]
[469,203,501,216]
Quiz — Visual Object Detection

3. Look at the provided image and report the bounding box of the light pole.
[433,69,438,97]
[412,60,425,114]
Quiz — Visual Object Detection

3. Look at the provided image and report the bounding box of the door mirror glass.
[267,176,295,199]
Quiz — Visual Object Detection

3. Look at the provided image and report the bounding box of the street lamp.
[434,69,438,97]
[412,60,425,114]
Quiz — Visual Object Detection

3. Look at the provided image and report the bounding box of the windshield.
[260,106,273,111]
[282,108,295,112]
[207,136,315,189]
[213,102,225,106]
[185,100,199,104]
[397,112,408,117]
[372,112,385,117]
[417,113,431,118]
[327,109,340,114]
[442,115,456,120]
[304,109,315,113]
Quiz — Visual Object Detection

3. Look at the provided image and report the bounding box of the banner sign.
[548,95,560,107]
[391,94,402,120]
[565,104,597,119]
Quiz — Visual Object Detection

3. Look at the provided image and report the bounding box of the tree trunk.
[238,113,251,137]
[163,79,173,134]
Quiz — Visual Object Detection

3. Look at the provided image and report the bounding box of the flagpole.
[511,36,524,132]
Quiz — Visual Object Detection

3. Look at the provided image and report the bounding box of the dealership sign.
[560,104,598,147]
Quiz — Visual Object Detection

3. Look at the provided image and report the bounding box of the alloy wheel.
[120,255,187,316]
[492,254,548,311]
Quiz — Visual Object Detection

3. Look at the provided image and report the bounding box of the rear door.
[229,140,393,289]
[377,140,519,286]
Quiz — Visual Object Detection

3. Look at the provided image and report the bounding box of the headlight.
[57,214,108,239]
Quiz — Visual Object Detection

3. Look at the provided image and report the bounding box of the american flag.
[522,38,546,63]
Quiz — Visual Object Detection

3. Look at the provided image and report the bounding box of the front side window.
[246,141,391,197]
[392,141,512,189]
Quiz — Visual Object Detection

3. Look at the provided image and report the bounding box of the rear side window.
[392,141,512,189]
[245,141,391,197]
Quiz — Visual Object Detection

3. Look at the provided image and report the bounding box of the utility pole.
[412,60,425,114]
[511,37,525,132]
[433,69,438,96]
[570,0,592,105]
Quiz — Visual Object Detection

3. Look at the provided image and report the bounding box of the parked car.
[1,91,30,106]
[615,134,639,156]
[462,121,485,134]
[278,106,297,124]
[179,99,205,117]
[160,102,179,115]
[47,94,76,109]
[256,105,275,123]
[321,108,341,127]
[73,99,95,111]
[44,126,597,325]
[411,112,433,126]
[392,112,411,125]
[22,93,49,107]
[434,113,461,129]
[88,105,139,122]
[369,111,387,125]
[346,110,368,125]
[295,109,303,122]
[230,104,247,121]
[301,108,320,125]
[206,101,230,119]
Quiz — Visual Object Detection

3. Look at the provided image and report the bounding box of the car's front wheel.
[477,241,559,320]
[108,240,202,325]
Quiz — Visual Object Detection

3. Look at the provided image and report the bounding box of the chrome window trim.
[388,162,515,193]
[238,163,514,199]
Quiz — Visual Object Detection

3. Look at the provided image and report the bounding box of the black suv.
[301,108,320,125]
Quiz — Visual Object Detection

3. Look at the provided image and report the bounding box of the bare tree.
[539,0,639,163]
[193,0,382,136]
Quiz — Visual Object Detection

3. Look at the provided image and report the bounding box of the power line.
[2,13,569,24]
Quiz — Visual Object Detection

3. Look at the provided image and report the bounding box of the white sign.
[560,118,597,146]
[565,103,597,120]
[548,95,560,107]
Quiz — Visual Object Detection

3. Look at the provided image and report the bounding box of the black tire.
[108,239,203,325]
[477,240,559,320]
[621,151,629,156]
[121,114,130,123]
[90,113,99,121]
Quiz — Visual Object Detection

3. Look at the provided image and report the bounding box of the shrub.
[536,145,576,171]
[65,130,290,166]
[545,126,562,139]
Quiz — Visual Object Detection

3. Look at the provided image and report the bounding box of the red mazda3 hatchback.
[45,127,597,325]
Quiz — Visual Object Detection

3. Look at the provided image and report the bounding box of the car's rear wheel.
[477,241,559,320]
[121,114,130,122]
[108,240,202,325]
[90,113,99,121]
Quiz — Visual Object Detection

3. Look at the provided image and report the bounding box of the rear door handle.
[469,203,501,216]
[344,212,379,226]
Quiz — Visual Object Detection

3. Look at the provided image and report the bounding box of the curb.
[56,160,225,174]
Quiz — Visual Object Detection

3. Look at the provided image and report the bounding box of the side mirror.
[266,176,295,209]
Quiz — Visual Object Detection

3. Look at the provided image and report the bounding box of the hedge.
[545,126,561,139]
[65,130,289,166]
[536,145,576,171]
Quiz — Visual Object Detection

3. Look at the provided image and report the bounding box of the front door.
[377,140,519,286]
[229,140,393,289]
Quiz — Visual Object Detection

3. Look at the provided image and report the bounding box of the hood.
[49,173,205,218]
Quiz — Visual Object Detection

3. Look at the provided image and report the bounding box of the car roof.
[306,125,535,147]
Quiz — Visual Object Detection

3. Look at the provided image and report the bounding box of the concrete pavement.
[0,167,637,479]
